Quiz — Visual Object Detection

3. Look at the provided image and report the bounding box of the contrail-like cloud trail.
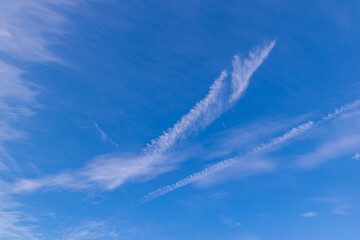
[145,70,228,155]
[141,99,360,202]
[230,41,276,104]
[146,41,276,155]
[9,42,277,194]
[141,121,313,202]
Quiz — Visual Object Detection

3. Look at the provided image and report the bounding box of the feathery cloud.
[0,1,81,171]
[60,221,134,240]
[0,0,81,62]
[141,121,313,202]
[296,102,360,169]
[12,42,276,193]
[92,121,119,148]
[229,41,276,103]
[142,99,360,201]
[146,41,276,155]
[0,187,39,240]
[146,70,228,154]
[301,212,317,218]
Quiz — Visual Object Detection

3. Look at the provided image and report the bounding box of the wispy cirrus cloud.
[92,121,119,148]
[146,41,276,155]
[59,221,135,240]
[296,104,360,169]
[301,212,317,218]
[0,61,37,171]
[229,41,276,103]
[141,100,360,202]
[0,1,82,170]
[0,2,87,238]
[141,121,313,202]
[0,186,39,240]
[332,204,352,215]
[12,42,276,193]
[0,0,81,62]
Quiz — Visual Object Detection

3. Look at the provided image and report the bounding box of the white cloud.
[302,212,317,218]
[323,100,360,121]
[146,70,228,154]
[252,121,313,153]
[0,187,39,240]
[332,204,351,215]
[353,153,360,160]
[0,0,80,62]
[60,221,134,240]
[147,41,276,155]
[92,121,119,148]
[296,105,360,169]
[296,135,360,169]
[12,42,276,193]
[229,41,276,103]
[12,152,180,193]
[220,217,242,227]
[0,1,82,170]
[141,121,312,202]
[142,100,360,202]
[0,61,37,170]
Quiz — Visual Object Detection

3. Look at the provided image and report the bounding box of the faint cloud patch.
[92,120,119,148]
[60,221,134,240]
[220,217,242,227]
[332,204,351,215]
[0,0,83,170]
[301,212,317,218]
[0,187,39,239]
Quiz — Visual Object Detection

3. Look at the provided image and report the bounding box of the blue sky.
[1,0,360,239]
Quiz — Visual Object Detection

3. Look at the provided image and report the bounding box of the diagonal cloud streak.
[146,70,228,155]
[140,121,313,202]
[141,100,360,202]
[11,42,276,193]
[146,41,276,155]
[230,41,276,104]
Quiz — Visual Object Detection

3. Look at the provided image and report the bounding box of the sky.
[1,0,360,239]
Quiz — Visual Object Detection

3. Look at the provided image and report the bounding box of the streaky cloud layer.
[146,41,276,155]
[230,41,276,103]
[141,100,360,202]
[145,70,228,155]
[12,42,275,193]
[140,121,313,202]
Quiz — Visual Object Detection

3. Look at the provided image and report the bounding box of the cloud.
[0,61,37,170]
[0,1,82,171]
[0,0,80,62]
[353,153,360,160]
[296,135,360,169]
[0,187,39,240]
[295,104,360,169]
[60,221,134,240]
[141,121,312,202]
[332,204,351,215]
[146,41,276,155]
[301,212,317,218]
[252,121,313,153]
[12,152,182,193]
[12,42,275,193]
[92,121,119,148]
[141,100,360,202]
[220,217,242,227]
[146,70,228,154]
[229,41,276,103]
[323,100,360,121]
